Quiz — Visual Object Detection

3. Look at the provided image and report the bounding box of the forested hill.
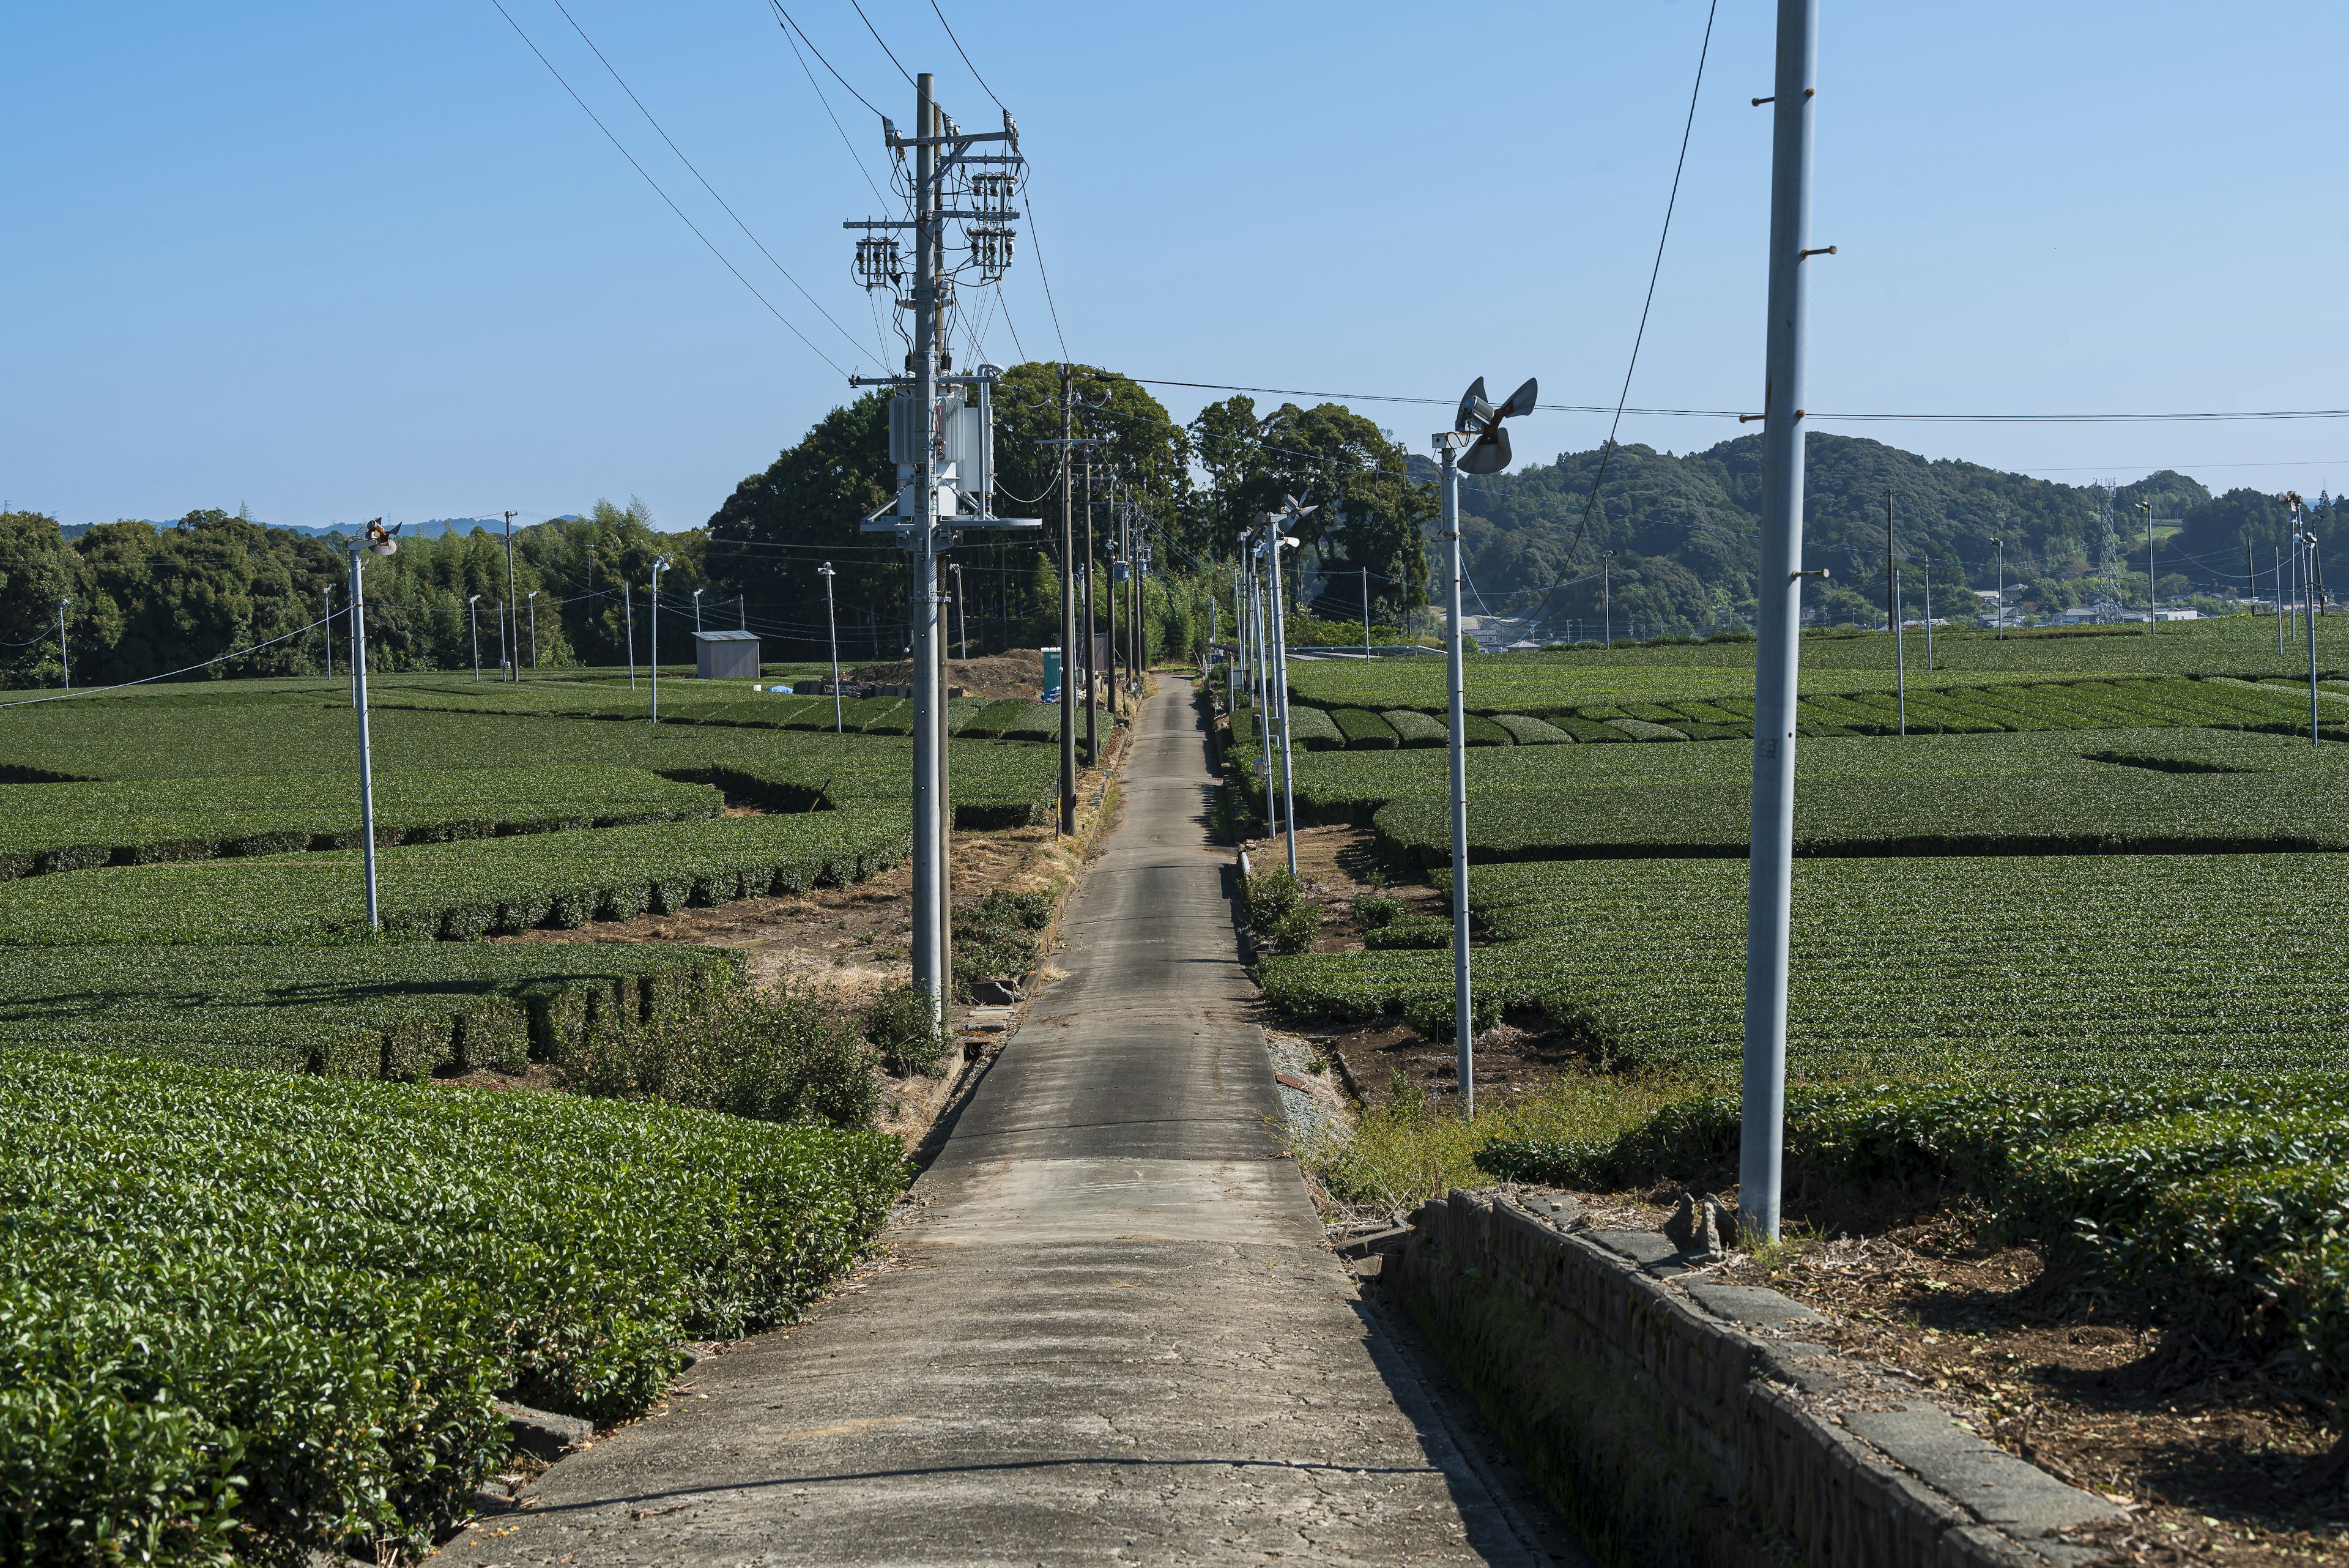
[1436,432,2334,636]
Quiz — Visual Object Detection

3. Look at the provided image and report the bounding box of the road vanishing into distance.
[439,678,1576,1566]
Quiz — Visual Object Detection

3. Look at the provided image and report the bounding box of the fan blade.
[1458,426,1512,475]
[1498,377,1540,420]
[1455,377,1489,433]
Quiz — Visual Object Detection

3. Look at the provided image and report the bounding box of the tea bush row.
[0,767,718,880]
[0,1049,905,1563]
[1257,853,2349,1083]
[0,808,913,945]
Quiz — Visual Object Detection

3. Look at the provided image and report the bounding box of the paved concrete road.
[440,679,1562,1566]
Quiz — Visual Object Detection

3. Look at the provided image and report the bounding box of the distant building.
[694,629,760,680]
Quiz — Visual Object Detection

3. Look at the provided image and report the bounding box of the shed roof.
[692,630,760,642]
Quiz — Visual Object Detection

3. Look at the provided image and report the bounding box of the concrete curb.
[1397,1189,2121,1568]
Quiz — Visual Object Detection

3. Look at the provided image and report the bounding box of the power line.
[775,5,889,207]
[1023,192,1071,361]
[1128,374,2349,428]
[767,4,883,119]
[544,0,872,363]
[926,0,1003,110]
[1519,0,1718,630]
[847,0,916,86]
[487,0,852,377]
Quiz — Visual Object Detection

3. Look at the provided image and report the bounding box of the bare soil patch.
[850,648,1046,702]
[1248,822,1584,1110]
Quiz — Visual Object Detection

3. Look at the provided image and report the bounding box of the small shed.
[694,629,760,680]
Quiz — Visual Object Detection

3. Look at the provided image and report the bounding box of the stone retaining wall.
[1395,1189,2119,1568]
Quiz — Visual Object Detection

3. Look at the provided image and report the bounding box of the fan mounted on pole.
[1454,377,1539,475]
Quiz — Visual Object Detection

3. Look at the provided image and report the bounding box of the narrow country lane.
[439,678,1564,1566]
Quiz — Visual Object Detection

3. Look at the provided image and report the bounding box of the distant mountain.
[1420,433,2326,636]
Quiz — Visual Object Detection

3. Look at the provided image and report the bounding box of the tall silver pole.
[1253,540,1276,838]
[1922,563,1932,671]
[1739,0,1819,1244]
[322,587,333,678]
[1439,442,1474,1115]
[625,584,636,688]
[649,566,662,721]
[57,600,69,691]
[2279,548,2286,652]
[349,550,381,932]
[1894,567,1906,734]
[1995,540,2003,639]
[821,563,842,733]
[1362,565,1371,663]
[503,510,520,680]
[909,72,944,1028]
[527,590,538,672]
[1267,530,1299,875]
[469,595,481,682]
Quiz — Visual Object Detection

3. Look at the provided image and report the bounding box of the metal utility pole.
[1893,567,1907,734]
[649,557,671,721]
[625,584,636,689]
[56,599,69,690]
[322,587,333,678]
[693,587,705,638]
[1740,0,1822,1246]
[1261,502,1312,876]
[818,563,843,732]
[1994,538,2004,640]
[1083,503,1099,767]
[2279,548,2287,652]
[526,590,539,672]
[503,511,519,680]
[1921,560,1933,671]
[1362,566,1372,663]
[467,594,481,682]
[347,532,394,932]
[1058,366,1077,832]
[1433,438,1480,1115]
[951,562,968,659]
[1249,530,1277,837]
[839,75,1034,1026]
[1603,552,1615,647]
[2140,500,2155,634]
[1888,489,1906,734]
[2290,493,2319,744]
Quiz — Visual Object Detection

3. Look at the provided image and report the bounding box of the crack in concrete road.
[435,678,1575,1566]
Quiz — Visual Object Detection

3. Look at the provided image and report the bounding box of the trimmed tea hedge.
[0,943,738,1079]
[0,1049,905,1562]
[1259,852,2349,1083]
[0,808,913,945]
[1384,708,1447,748]
[0,767,719,881]
[1369,764,2349,870]
[1332,708,1400,748]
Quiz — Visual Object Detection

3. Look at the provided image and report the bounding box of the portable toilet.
[694,629,760,680]
[1041,646,1062,703]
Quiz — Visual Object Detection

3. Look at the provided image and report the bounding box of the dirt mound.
[850,648,1045,702]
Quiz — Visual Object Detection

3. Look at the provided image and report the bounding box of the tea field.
[0,674,1009,1558]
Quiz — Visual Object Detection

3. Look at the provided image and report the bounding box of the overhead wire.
[926,0,1003,110]
[768,3,885,119]
[1513,0,1715,631]
[487,0,852,377]
[771,2,888,207]
[847,0,916,86]
[1022,193,1071,362]
[543,0,874,363]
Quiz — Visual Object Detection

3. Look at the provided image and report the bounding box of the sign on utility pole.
[845,76,1038,1030]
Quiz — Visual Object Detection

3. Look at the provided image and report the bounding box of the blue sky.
[5,2,2346,532]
